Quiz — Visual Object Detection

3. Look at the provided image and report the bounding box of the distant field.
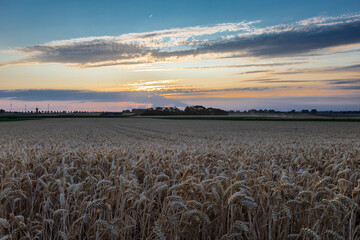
[0,118,359,239]
[0,118,35,122]
[0,113,130,119]
[144,112,360,121]
[1,112,360,122]
[150,116,360,122]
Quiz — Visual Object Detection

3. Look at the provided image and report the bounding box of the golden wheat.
[0,118,359,239]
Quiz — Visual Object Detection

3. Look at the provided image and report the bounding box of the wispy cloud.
[325,78,360,85]
[272,63,360,75]
[159,87,272,95]
[331,85,360,90]
[235,70,271,75]
[123,79,185,91]
[1,13,360,68]
[142,86,297,96]
[1,88,358,111]
[130,62,306,72]
[331,64,360,72]
[324,78,360,90]
[0,86,299,103]
[246,79,312,84]
[0,89,186,107]
[247,77,360,85]
[181,95,360,111]
[47,21,259,47]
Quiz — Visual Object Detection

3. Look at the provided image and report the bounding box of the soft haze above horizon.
[1,0,360,111]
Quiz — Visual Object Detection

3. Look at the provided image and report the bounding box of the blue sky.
[0,0,359,111]
[1,0,358,48]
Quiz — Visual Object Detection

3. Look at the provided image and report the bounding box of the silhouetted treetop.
[141,105,228,116]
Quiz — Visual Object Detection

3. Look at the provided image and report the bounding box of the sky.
[0,0,360,111]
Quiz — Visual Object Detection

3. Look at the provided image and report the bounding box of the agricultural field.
[0,118,359,239]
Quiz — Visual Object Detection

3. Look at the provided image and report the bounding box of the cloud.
[1,13,360,68]
[331,64,360,72]
[331,85,360,90]
[0,89,186,107]
[160,87,271,94]
[325,78,360,85]
[0,21,258,68]
[0,86,296,103]
[276,70,313,75]
[274,64,360,75]
[325,78,360,90]
[184,87,272,93]
[123,79,186,91]
[149,86,296,96]
[250,78,360,84]
[180,94,360,111]
[2,89,359,111]
[246,79,311,84]
[197,20,360,58]
[247,77,360,87]
[235,70,271,75]
[177,62,305,70]
[130,62,306,72]
[47,21,258,46]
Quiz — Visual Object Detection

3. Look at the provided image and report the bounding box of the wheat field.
[0,118,359,240]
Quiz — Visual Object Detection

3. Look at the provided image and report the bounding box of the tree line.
[141,105,228,116]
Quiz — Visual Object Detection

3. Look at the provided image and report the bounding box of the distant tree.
[0,109,5,114]
[301,109,309,113]
[310,109,317,113]
[141,105,227,116]
[290,109,296,113]
[184,105,207,114]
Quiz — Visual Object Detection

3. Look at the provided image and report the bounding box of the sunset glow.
[1,1,359,111]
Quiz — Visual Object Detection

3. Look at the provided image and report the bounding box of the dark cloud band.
[0,89,186,107]
[1,14,360,68]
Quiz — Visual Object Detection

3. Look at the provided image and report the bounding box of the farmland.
[0,118,359,239]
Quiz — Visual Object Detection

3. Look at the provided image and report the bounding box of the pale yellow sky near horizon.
[1,44,359,99]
